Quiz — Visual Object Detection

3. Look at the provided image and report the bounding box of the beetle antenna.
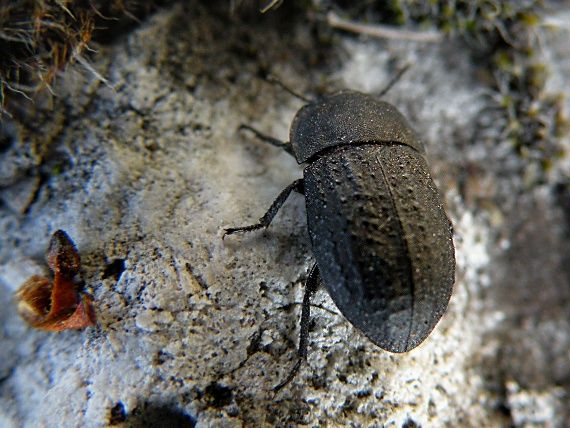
[260,0,283,13]
[238,124,295,157]
[375,63,411,98]
[265,74,312,103]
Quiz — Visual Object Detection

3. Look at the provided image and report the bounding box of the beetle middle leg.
[223,178,304,237]
[273,263,320,394]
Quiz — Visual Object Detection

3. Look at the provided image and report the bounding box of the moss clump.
[492,56,568,182]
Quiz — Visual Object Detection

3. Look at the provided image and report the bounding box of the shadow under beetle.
[224,89,456,392]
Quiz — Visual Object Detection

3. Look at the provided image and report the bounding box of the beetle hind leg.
[223,179,304,238]
[273,263,320,394]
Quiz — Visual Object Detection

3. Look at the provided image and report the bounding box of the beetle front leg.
[223,179,304,238]
[273,263,320,394]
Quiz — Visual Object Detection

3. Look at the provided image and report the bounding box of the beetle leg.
[273,263,320,394]
[239,124,295,157]
[223,179,304,237]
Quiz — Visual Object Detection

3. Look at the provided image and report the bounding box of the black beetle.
[225,90,455,391]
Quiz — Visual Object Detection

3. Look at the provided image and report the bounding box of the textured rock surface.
[0,3,569,427]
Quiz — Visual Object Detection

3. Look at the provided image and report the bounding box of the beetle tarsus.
[223,224,265,238]
[273,358,302,395]
[224,179,304,238]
